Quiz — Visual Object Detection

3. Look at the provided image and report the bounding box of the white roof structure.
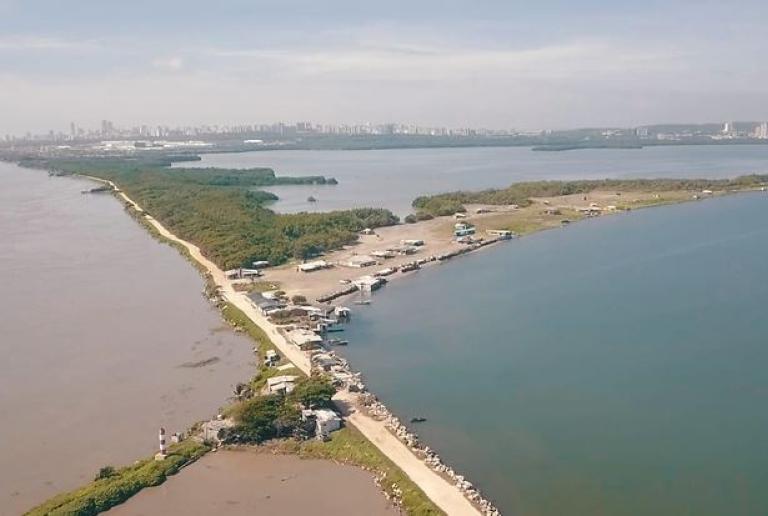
[314,409,342,437]
[298,260,329,272]
[352,275,383,291]
[266,375,298,394]
[286,329,323,347]
[345,255,377,268]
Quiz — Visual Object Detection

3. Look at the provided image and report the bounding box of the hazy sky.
[1,0,767,134]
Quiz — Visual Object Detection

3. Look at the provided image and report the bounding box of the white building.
[302,408,342,440]
[754,122,768,139]
[266,375,298,394]
[344,255,377,268]
[298,260,329,272]
[352,275,384,292]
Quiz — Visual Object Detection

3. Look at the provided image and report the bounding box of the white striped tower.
[158,427,167,456]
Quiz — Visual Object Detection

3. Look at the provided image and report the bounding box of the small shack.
[298,260,329,273]
[248,292,285,315]
[225,268,263,280]
[371,250,396,259]
[266,375,298,394]
[352,275,384,292]
[285,328,324,350]
[344,255,377,268]
[302,408,342,440]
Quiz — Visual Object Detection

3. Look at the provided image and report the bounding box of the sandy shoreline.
[258,188,716,304]
[86,175,483,516]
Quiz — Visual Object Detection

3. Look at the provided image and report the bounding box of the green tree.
[229,395,282,443]
[290,376,336,409]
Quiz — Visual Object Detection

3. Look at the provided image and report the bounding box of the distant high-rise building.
[101,119,114,136]
[754,122,768,139]
[722,121,735,135]
[296,122,313,133]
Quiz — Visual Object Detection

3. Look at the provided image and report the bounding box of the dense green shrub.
[413,175,768,215]
[289,375,337,409]
[222,376,336,444]
[27,440,209,516]
[31,157,399,268]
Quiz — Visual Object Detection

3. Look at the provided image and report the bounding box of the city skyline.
[2,1,768,134]
[6,118,768,145]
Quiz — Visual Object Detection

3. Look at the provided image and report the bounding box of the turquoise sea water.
[340,193,768,515]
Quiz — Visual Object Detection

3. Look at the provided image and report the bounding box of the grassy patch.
[443,206,583,239]
[274,427,445,515]
[232,280,282,293]
[26,440,210,516]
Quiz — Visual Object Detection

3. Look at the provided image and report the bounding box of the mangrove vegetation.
[25,440,210,516]
[412,175,768,216]
[24,156,398,268]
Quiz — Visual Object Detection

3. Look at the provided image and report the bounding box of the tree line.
[26,156,398,269]
[411,175,768,216]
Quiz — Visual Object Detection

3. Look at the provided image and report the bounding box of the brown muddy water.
[107,450,398,515]
[0,163,255,514]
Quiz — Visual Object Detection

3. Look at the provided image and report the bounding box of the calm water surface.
[0,163,254,514]
[340,193,768,516]
[180,145,768,215]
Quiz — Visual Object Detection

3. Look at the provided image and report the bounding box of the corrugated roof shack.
[302,408,342,440]
[266,375,298,395]
[247,292,285,315]
[285,328,324,350]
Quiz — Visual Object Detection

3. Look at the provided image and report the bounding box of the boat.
[307,195,318,202]
[326,327,345,333]
[327,339,349,346]
[354,299,371,305]
[410,417,427,423]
